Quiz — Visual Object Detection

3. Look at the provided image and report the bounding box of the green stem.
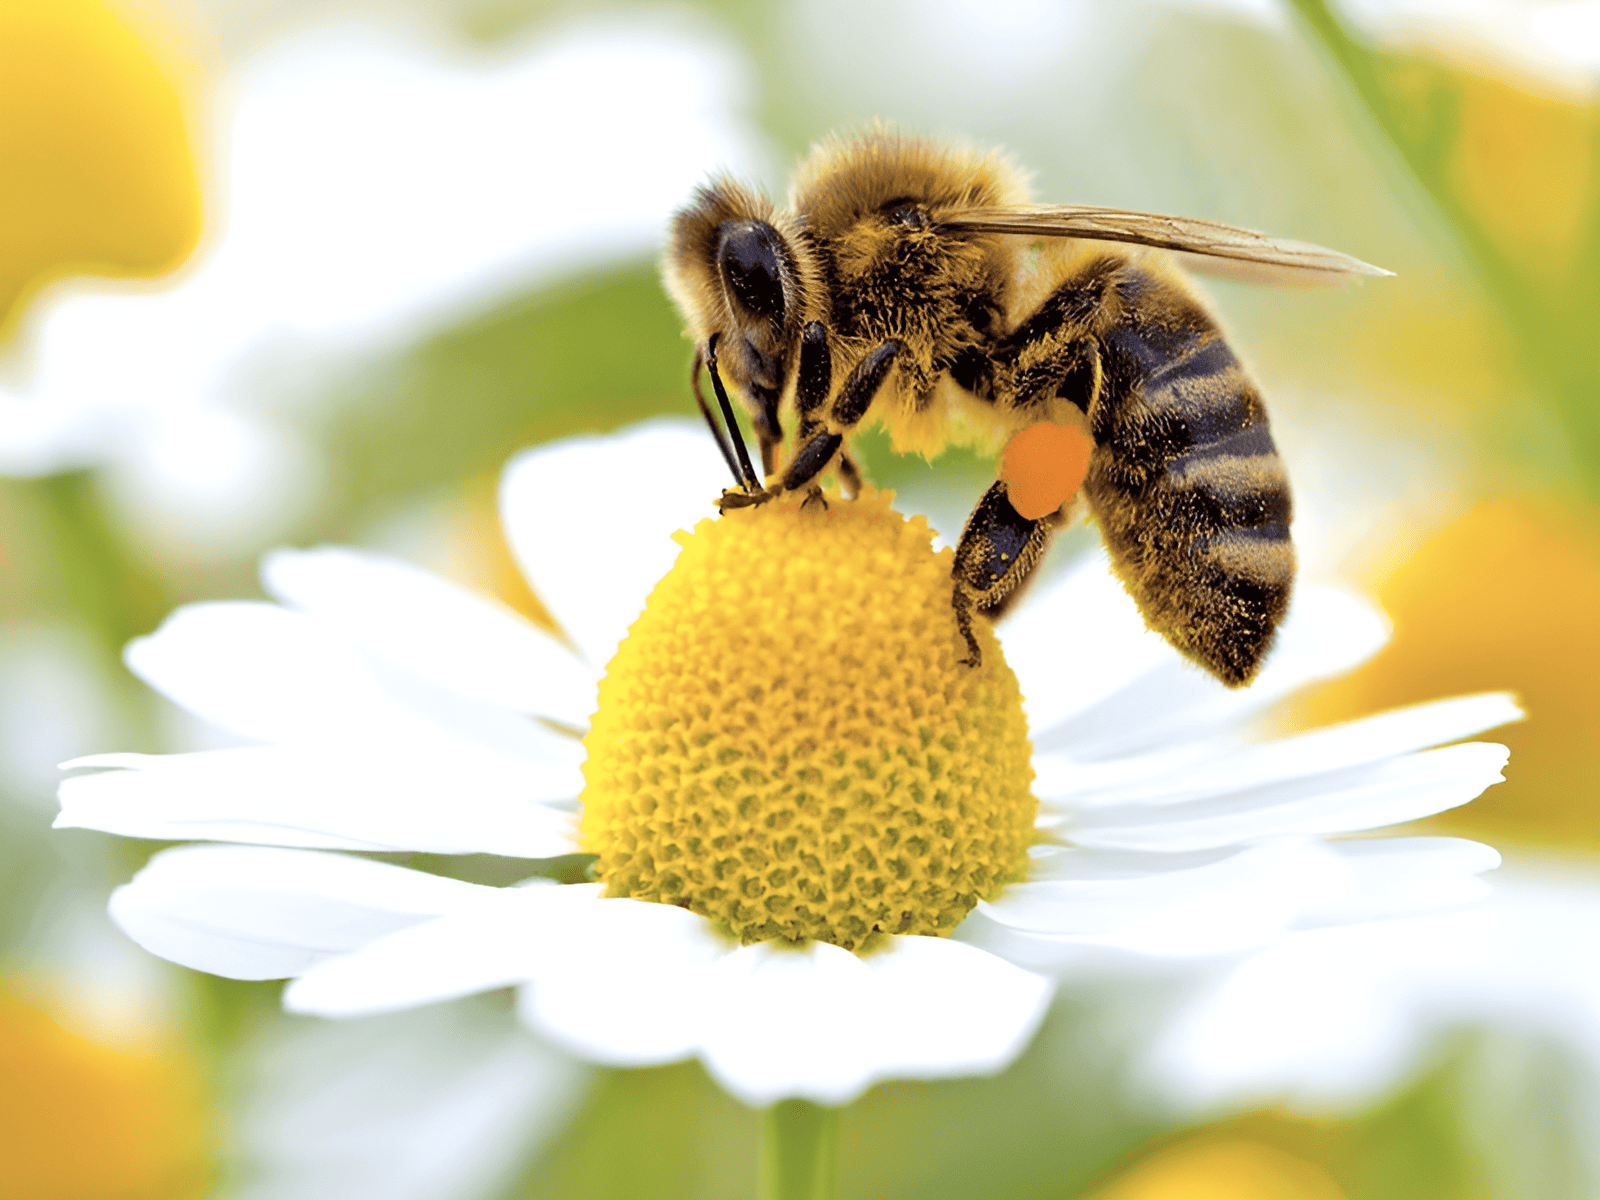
[759,1100,839,1200]
[1284,0,1600,496]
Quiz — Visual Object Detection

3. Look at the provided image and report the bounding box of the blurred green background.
[2,0,1598,1196]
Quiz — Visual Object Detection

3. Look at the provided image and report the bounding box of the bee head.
[662,179,805,352]
[662,178,823,439]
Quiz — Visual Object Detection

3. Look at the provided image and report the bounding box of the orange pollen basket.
[999,421,1093,520]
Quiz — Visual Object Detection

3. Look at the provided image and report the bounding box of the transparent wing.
[938,204,1392,282]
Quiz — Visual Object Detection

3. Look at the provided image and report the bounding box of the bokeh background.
[2,0,1598,1196]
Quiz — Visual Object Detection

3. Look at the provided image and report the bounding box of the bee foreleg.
[778,341,900,496]
[796,322,832,433]
[794,324,863,499]
[951,481,1054,667]
[705,334,762,494]
[691,350,745,489]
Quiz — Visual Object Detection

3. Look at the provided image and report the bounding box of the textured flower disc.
[580,487,1037,950]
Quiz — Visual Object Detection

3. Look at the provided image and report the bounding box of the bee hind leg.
[951,481,1054,666]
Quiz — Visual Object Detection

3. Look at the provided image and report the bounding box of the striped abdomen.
[1084,284,1293,687]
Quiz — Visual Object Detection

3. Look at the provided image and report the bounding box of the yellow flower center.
[579,487,1037,951]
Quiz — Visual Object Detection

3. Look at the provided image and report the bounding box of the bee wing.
[938,204,1392,282]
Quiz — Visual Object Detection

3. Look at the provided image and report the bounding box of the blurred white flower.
[1187,0,1600,86]
[1336,0,1600,82]
[0,624,119,803]
[233,999,586,1200]
[1141,855,1600,1115]
[0,16,766,550]
[59,421,1517,1106]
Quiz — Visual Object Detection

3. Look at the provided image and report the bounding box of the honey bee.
[662,129,1388,687]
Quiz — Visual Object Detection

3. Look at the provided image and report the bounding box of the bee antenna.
[691,349,744,487]
[704,334,761,493]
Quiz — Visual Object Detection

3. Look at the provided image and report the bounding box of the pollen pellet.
[1000,421,1094,521]
[579,488,1037,951]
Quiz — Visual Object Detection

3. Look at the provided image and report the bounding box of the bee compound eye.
[715,220,788,325]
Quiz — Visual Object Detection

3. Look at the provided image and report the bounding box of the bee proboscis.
[662,129,1389,687]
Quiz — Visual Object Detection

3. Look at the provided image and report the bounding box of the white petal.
[499,420,728,669]
[1037,691,1522,812]
[696,937,1053,1107]
[262,546,599,727]
[1065,742,1510,852]
[1031,586,1390,763]
[126,601,585,768]
[292,886,1054,1104]
[110,846,492,980]
[291,883,731,1066]
[516,893,732,1066]
[58,746,579,857]
[127,602,382,742]
[982,839,1352,956]
[286,887,555,1016]
[986,835,1500,958]
[1300,836,1501,925]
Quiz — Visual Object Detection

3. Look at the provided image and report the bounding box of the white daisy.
[1142,854,1600,1114]
[58,419,1519,1109]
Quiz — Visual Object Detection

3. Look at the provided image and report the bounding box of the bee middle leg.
[951,481,1054,666]
[779,339,899,494]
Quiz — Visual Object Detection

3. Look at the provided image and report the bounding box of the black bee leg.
[779,341,899,495]
[833,341,899,427]
[782,431,844,492]
[706,335,770,512]
[792,323,845,508]
[795,322,831,438]
[691,350,745,488]
[951,481,1054,667]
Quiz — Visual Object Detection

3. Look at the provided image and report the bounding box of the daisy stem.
[759,1100,839,1200]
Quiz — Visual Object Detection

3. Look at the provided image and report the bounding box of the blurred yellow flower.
[1448,68,1599,286]
[1086,1137,1345,1200]
[0,990,209,1200]
[0,0,204,339]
